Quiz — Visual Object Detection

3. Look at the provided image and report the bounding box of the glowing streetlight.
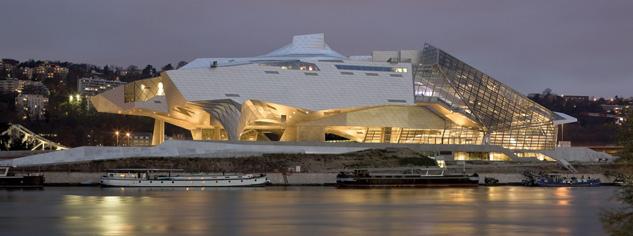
[114,131,120,146]
[125,132,131,146]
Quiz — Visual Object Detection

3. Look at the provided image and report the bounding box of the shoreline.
[19,171,619,186]
[7,150,628,187]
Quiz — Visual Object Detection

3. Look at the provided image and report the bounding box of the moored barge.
[100,169,269,187]
[523,173,601,187]
[0,166,45,188]
[336,168,479,188]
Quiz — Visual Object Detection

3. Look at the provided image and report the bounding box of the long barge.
[523,173,601,187]
[336,168,479,188]
[100,169,269,187]
[0,166,45,188]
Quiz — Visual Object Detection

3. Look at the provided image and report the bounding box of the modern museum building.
[90,33,581,162]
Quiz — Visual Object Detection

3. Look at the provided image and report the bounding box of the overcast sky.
[1,0,632,97]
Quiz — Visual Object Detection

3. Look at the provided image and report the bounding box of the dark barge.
[0,166,45,188]
[336,168,479,188]
[523,173,601,187]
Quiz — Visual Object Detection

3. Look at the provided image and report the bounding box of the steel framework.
[0,124,68,151]
[414,44,556,150]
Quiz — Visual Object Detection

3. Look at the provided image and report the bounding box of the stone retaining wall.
[21,171,616,185]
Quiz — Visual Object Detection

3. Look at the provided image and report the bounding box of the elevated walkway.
[0,140,616,167]
[1,140,516,167]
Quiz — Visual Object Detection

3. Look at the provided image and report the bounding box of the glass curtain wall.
[124,77,164,103]
[414,44,556,150]
[360,126,483,145]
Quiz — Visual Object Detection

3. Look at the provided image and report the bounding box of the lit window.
[259,61,319,71]
[156,82,165,96]
[335,65,392,72]
[394,67,408,73]
[335,65,408,73]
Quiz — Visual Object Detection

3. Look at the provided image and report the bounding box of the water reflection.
[555,187,571,206]
[0,186,617,236]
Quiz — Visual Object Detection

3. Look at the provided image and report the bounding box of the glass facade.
[124,77,164,103]
[359,126,483,145]
[259,61,319,71]
[414,44,556,150]
[335,64,408,73]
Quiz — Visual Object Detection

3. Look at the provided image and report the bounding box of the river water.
[0,186,620,236]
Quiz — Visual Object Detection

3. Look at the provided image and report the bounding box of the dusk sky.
[1,0,632,97]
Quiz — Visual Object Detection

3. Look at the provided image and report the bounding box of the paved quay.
[27,171,616,186]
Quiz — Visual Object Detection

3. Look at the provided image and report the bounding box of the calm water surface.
[0,186,620,236]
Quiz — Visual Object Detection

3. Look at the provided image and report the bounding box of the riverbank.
[9,148,630,186]
[19,171,619,186]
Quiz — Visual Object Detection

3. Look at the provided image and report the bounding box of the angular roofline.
[261,33,346,58]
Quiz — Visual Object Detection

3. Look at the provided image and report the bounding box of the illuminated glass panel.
[124,77,164,103]
[358,126,483,145]
[363,127,383,143]
[414,44,557,150]
[259,60,319,71]
[335,65,408,73]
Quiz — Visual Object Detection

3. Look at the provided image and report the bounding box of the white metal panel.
[166,60,414,111]
[262,33,345,58]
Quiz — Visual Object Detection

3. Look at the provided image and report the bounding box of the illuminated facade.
[92,33,574,160]
[415,45,557,150]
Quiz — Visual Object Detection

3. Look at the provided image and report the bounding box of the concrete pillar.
[152,119,165,145]
[213,127,223,140]
[280,126,297,141]
[190,128,203,140]
[295,126,325,142]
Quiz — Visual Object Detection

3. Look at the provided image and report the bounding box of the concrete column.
[280,126,297,141]
[190,128,203,140]
[152,119,165,145]
[295,126,324,142]
[213,127,223,140]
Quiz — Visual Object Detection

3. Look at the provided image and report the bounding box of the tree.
[103,65,115,79]
[141,65,156,78]
[126,65,139,72]
[176,61,188,69]
[542,88,552,96]
[161,63,174,72]
[602,110,633,235]
[617,111,633,161]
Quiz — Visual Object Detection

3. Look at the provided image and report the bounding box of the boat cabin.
[104,169,184,180]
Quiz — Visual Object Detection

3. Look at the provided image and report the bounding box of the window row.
[335,65,408,73]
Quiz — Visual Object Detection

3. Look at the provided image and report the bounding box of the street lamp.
[126,132,131,146]
[114,131,120,146]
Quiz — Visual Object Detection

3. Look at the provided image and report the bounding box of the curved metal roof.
[261,33,345,58]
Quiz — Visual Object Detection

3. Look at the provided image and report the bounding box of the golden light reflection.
[61,192,213,236]
[555,187,571,206]
[52,187,589,236]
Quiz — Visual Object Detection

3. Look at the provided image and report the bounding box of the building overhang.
[553,112,578,125]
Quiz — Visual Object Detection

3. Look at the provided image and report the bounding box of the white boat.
[100,169,269,187]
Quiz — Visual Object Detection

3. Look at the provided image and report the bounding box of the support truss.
[0,124,68,151]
